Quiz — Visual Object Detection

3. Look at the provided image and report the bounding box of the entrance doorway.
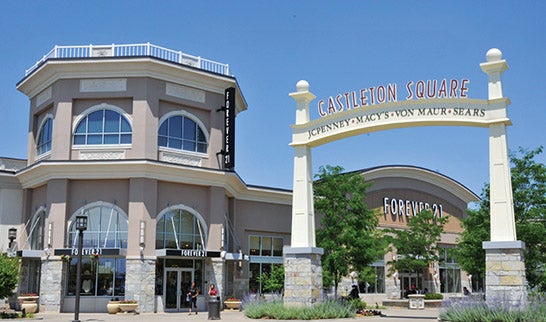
[164,268,193,311]
[401,273,422,297]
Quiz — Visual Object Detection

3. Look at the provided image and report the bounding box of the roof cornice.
[16,160,290,205]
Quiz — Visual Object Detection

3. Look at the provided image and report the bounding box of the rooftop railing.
[25,43,230,76]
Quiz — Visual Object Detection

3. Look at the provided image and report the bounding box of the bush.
[0,254,19,299]
[424,293,444,300]
[243,298,354,320]
[439,295,546,322]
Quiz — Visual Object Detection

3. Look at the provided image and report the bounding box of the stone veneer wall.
[125,257,156,313]
[207,258,225,301]
[483,241,528,307]
[283,247,323,306]
[39,259,63,312]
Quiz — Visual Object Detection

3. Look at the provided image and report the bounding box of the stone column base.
[283,247,323,307]
[483,241,528,307]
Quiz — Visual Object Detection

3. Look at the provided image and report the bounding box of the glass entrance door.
[164,268,193,311]
[401,274,422,297]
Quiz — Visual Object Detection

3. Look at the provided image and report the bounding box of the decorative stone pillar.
[39,258,63,312]
[125,257,156,312]
[480,49,527,305]
[285,80,323,306]
[283,247,323,306]
[483,241,527,306]
[207,257,225,299]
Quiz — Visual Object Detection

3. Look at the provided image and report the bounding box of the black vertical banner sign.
[224,87,235,169]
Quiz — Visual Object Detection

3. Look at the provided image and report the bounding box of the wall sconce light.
[8,228,17,249]
[139,221,145,256]
[47,222,53,248]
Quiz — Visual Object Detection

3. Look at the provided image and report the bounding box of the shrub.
[439,295,546,322]
[0,254,19,299]
[243,298,354,320]
[424,293,443,300]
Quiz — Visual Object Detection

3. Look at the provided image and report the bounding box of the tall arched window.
[158,114,207,153]
[67,202,128,248]
[65,202,127,298]
[156,207,207,250]
[73,108,132,145]
[28,208,46,250]
[37,117,53,155]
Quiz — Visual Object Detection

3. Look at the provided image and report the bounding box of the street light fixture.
[73,215,87,322]
[8,228,16,249]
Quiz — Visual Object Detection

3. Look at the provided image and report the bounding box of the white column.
[480,48,517,242]
[289,80,316,248]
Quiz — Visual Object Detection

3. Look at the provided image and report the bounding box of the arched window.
[73,108,132,145]
[65,203,127,298]
[37,117,53,155]
[156,207,207,250]
[158,114,207,153]
[28,208,46,250]
[67,202,128,248]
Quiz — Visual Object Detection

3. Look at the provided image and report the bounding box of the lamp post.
[73,216,87,322]
[7,228,16,257]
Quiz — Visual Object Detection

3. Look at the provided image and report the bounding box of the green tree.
[257,264,284,293]
[0,254,19,299]
[386,210,449,287]
[314,165,385,298]
[454,146,546,291]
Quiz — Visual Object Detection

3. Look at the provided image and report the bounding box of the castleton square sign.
[283,48,527,307]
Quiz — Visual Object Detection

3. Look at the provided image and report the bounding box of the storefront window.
[248,235,284,293]
[439,247,461,293]
[65,257,125,297]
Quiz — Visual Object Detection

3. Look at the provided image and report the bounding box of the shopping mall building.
[0,44,477,313]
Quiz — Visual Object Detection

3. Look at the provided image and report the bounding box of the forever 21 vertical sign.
[224,87,235,169]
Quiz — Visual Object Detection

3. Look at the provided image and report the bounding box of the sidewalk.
[25,307,439,322]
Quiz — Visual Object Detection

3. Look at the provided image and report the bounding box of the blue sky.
[1,1,544,197]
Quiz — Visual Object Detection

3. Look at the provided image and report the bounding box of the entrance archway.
[284,48,526,306]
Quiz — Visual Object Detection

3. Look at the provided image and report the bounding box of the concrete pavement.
[19,308,439,322]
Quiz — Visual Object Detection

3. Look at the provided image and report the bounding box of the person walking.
[188,282,199,315]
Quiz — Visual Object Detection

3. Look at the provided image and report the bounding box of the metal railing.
[25,42,230,76]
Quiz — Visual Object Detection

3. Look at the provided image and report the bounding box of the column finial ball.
[296,80,309,92]
[486,48,503,62]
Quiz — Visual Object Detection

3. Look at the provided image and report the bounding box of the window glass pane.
[183,117,197,140]
[169,138,182,149]
[97,258,115,296]
[104,110,119,133]
[249,236,260,256]
[272,238,283,257]
[74,135,86,145]
[114,258,126,296]
[75,119,87,134]
[168,116,182,138]
[183,140,196,151]
[120,134,131,144]
[104,134,118,144]
[197,128,206,143]
[197,143,207,153]
[88,111,103,133]
[121,117,131,132]
[158,122,168,137]
[158,136,167,147]
[262,237,272,256]
[87,134,102,144]
[30,212,45,250]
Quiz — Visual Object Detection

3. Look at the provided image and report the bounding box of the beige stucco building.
[0,44,477,314]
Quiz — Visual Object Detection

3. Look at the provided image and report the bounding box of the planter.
[21,301,38,314]
[224,301,241,310]
[118,303,138,313]
[107,301,121,314]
